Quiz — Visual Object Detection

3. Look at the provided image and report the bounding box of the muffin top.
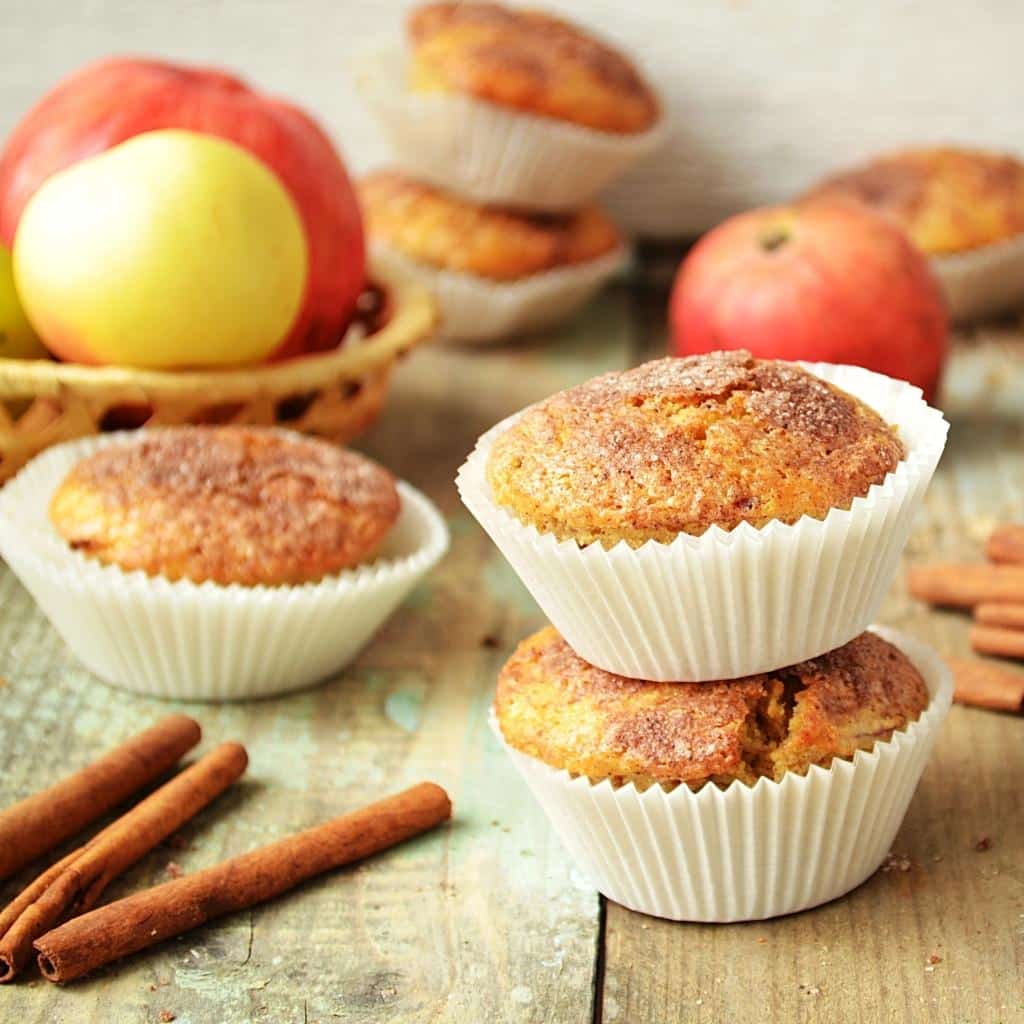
[804,146,1024,255]
[407,2,659,134]
[49,427,400,586]
[360,170,621,281]
[496,626,930,789]
[485,351,906,548]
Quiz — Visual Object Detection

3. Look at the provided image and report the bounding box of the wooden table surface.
[1,257,1022,1024]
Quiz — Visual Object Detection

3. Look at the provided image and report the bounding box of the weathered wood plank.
[0,287,638,1023]
[600,314,1024,1023]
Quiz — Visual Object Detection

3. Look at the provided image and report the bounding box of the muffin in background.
[804,146,1024,255]
[407,2,659,135]
[360,170,627,344]
[486,350,906,547]
[492,623,952,921]
[496,626,930,790]
[803,146,1024,319]
[49,426,400,586]
[351,3,664,210]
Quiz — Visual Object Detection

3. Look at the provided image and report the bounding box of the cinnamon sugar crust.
[49,427,400,586]
[407,2,659,134]
[804,146,1024,254]
[495,627,930,789]
[485,351,906,548]
[360,170,621,280]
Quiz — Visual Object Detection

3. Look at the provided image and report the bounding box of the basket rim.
[0,257,437,399]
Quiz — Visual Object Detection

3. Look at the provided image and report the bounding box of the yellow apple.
[0,244,47,360]
[13,129,308,367]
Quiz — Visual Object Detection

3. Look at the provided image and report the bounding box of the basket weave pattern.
[0,262,436,483]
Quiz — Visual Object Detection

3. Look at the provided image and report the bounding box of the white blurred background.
[2,0,1022,235]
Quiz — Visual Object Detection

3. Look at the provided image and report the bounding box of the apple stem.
[759,227,791,252]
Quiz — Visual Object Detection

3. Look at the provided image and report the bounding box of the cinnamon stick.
[34,782,451,983]
[0,742,247,981]
[986,524,1024,565]
[969,625,1024,660]
[975,603,1024,630]
[947,657,1024,713]
[0,715,200,880]
[905,563,1024,608]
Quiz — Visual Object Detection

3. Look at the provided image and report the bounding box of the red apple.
[669,202,949,402]
[0,58,365,360]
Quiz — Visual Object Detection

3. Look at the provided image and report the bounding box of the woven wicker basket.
[0,260,436,483]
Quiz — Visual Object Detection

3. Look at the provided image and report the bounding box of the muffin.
[407,2,659,135]
[496,626,930,790]
[361,170,626,343]
[361,170,620,280]
[493,624,952,921]
[459,356,948,681]
[803,147,1024,320]
[804,146,1024,255]
[486,351,906,547]
[49,426,400,586]
[351,5,664,210]
[0,428,448,698]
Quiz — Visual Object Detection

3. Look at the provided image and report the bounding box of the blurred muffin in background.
[360,170,627,344]
[803,146,1024,255]
[407,1,659,135]
[353,2,664,211]
[804,146,1024,320]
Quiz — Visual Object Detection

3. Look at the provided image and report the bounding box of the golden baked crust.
[486,351,905,548]
[804,147,1024,255]
[50,427,400,586]
[496,627,930,789]
[407,2,658,134]
[360,170,621,281]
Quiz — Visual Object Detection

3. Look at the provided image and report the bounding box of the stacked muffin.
[459,350,952,921]
[353,1,664,343]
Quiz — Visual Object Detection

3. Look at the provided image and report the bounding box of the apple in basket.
[13,130,308,368]
[0,243,47,360]
[0,58,365,364]
[669,202,949,402]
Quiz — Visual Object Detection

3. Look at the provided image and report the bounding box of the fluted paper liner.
[0,432,449,701]
[353,47,667,212]
[929,234,1024,322]
[493,626,951,922]
[370,240,629,345]
[458,363,948,681]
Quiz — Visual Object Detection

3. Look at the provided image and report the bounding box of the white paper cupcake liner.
[352,47,667,212]
[370,240,629,345]
[458,362,948,681]
[0,432,449,701]
[929,234,1024,322]
[493,625,951,922]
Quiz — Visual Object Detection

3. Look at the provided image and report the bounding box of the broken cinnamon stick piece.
[0,742,247,981]
[947,657,1024,712]
[34,782,451,984]
[0,715,201,880]
[969,625,1024,660]
[986,524,1024,565]
[975,603,1024,630]
[905,563,1024,608]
